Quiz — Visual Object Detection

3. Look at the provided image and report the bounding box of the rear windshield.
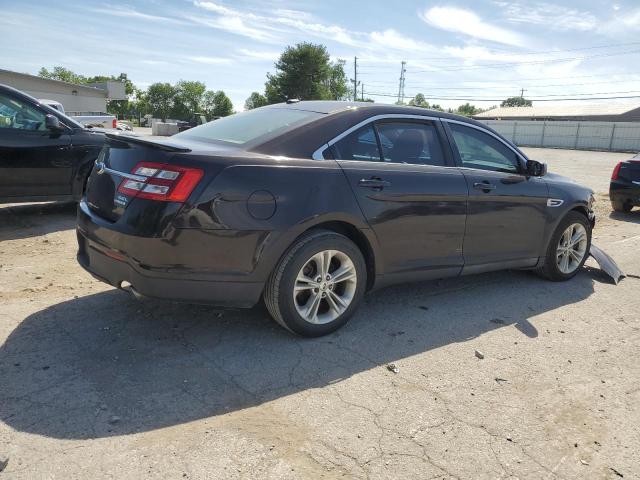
[174,107,323,145]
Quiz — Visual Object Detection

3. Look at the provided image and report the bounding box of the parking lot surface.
[1,148,638,479]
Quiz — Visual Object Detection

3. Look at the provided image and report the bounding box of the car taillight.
[611,162,623,180]
[112,118,117,129]
[117,161,204,202]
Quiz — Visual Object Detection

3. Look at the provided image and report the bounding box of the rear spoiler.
[105,133,192,153]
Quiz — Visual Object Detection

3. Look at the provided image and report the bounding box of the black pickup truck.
[0,84,105,203]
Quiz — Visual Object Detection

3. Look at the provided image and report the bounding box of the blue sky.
[2,0,640,111]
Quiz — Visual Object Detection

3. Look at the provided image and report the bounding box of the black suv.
[0,84,105,203]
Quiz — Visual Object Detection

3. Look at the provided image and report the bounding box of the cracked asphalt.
[1,147,639,479]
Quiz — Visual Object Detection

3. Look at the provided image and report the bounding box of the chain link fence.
[480,120,640,152]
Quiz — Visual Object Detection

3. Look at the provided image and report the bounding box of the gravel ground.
[0,148,639,479]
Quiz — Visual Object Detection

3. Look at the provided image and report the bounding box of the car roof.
[254,100,510,158]
[267,100,491,128]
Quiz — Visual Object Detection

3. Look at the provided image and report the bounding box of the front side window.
[331,125,381,162]
[449,123,521,173]
[0,94,46,131]
[375,122,445,166]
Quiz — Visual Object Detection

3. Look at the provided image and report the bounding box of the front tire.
[264,230,366,337]
[535,211,592,281]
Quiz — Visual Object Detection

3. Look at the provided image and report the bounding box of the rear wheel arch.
[301,221,377,290]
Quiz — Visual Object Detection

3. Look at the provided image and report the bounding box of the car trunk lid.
[85,135,194,223]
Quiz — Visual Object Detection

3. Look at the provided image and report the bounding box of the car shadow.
[609,209,640,225]
[0,202,76,241]
[0,268,599,440]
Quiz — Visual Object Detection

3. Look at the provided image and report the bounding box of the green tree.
[38,66,87,84]
[172,80,207,120]
[408,93,429,108]
[501,96,532,107]
[244,91,268,110]
[326,59,349,100]
[203,90,234,118]
[456,103,481,117]
[265,42,334,103]
[147,82,176,121]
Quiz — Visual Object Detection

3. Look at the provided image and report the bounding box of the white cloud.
[598,7,640,35]
[420,6,526,47]
[191,0,361,47]
[494,1,597,31]
[88,6,186,24]
[274,16,358,46]
[141,60,168,65]
[193,1,236,16]
[187,56,231,64]
[369,29,432,52]
[273,8,313,21]
[184,14,277,42]
[238,49,280,61]
[442,45,521,63]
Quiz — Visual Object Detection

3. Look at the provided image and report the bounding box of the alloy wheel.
[556,223,588,274]
[293,249,357,324]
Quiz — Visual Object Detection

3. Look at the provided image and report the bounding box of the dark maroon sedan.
[77,101,595,336]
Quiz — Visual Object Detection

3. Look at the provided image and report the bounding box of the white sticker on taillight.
[156,170,180,180]
[142,184,170,194]
[122,180,145,191]
[135,167,158,176]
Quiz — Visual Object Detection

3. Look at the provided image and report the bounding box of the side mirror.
[45,114,64,132]
[526,160,547,177]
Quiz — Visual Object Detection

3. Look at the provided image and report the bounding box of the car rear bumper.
[76,201,265,307]
[610,180,640,206]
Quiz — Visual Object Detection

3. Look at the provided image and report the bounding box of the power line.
[393,79,640,91]
[363,91,640,102]
[361,71,640,84]
[408,49,640,73]
[386,41,640,62]
[366,89,640,98]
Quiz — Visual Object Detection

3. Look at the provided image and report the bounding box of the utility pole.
[350,56,360,102]
[397,61,407,104]
[520,87,527,99]
[361,83,364,101]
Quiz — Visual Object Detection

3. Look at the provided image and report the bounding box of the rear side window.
[175,107,323,145]
[332,125,382,162]
[449,123,521,173]
[375,122,445,166]
[0,93,46,131]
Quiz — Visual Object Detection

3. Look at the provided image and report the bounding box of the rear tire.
[535,211,592,282]
[264,230,366,337]
[611,199,633,213]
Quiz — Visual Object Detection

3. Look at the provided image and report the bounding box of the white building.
[0,69,126,115]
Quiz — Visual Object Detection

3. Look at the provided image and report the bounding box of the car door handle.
[473,181,496,192]
[359,178,391,189]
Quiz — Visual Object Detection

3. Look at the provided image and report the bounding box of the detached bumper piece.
[589,244,625,285]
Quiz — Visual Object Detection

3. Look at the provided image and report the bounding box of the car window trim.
[372,118,450,167]
[313,114,526,168]
[312,114,440,160]
[442,118,528,173]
